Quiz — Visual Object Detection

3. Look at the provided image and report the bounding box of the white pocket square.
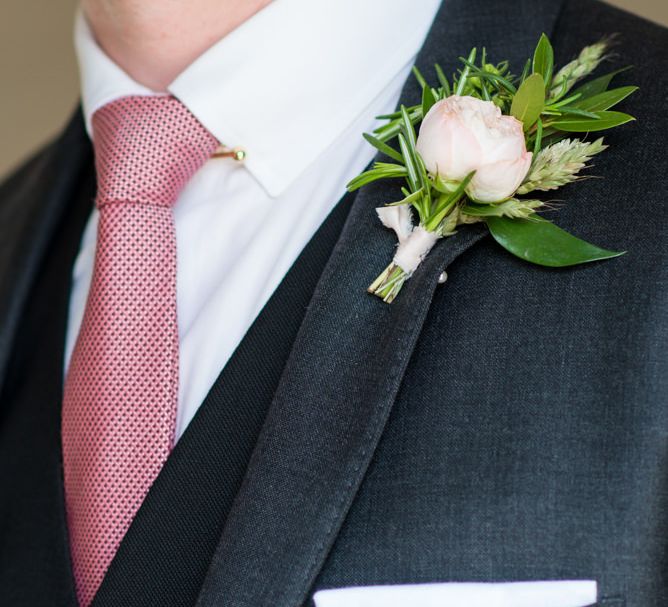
[313,580,597,607]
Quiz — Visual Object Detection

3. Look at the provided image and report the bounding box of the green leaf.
[455,48,477,95]
[459,58,517,93]
[546,92,582,109]
[511,74,546,130]
[346,163,407,192]
[432,174,459,194]
[375,111,402,120]
[398,103,430,211]
[570,66,632,100]
[400,106,418,154]
[414,152,432,214]
[519,58,531,84]
[425,172,475,232]
[399,105,429,198]
[434,63,451,96]
[362,133,403,163]
[461,202,508,217]
[533,118,543,155]
[421,85,438,119]
[551,110,635,132]
[412,66,428,89]
[373,106,422,142]
[552,107,601,119]
[385,188,425,207]
[462,198,543,219]
[480,78,492,101]
[572,86,638,112]
[397,133,418,192]
[486,215,625,267]
[532,33,554,85]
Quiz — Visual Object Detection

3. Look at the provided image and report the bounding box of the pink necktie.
[62,95,218,606]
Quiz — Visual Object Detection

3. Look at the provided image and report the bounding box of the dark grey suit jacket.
[0,0,666,605]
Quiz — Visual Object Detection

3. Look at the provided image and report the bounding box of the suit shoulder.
[0,109,90,228]
[0,107,88,206]
[0,141,58,208]
[560,0,668,58]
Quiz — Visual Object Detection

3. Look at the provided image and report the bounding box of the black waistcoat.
[0,119,354,606]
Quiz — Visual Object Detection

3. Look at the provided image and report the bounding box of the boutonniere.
[348,34,637,303]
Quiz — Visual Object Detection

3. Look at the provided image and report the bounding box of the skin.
[82,0,273,91]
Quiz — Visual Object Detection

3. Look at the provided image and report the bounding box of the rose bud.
[416,95,533,203]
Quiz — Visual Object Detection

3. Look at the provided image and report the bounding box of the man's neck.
[82,0,273,91]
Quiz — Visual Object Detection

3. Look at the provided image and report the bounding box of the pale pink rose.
[416,95,532,202]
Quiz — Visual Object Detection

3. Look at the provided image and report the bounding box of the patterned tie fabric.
[61,95,218,606]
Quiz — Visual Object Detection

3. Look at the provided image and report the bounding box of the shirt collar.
[75,0,441,197]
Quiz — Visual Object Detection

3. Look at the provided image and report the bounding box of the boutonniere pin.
[348,34,637,302]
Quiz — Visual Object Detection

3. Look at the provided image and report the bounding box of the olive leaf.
[532,33,554,85]
[486,215,625,267]
[510,74,545,130]
[572,86,638,112]
[421,85,438,119]
[570,66,632,100]
[551,110,635,132]
[362,133,403,163]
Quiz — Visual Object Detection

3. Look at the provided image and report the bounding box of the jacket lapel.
[0,110,92,395]
[195,1,566,606]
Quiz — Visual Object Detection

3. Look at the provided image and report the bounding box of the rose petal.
[467,152,533,203]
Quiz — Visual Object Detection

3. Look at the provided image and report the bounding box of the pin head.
[213,145,247,162]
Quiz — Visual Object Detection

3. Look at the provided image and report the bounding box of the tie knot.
[92,96,219,209]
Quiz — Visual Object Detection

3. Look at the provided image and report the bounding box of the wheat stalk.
[518,138,608,194]
[549,38,612,99]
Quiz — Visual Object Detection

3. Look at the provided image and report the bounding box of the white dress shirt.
[70,0,441,440]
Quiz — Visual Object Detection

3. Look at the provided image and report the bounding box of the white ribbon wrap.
[376,205,413,244]
[376,206,440,275]
[394,226,440,274]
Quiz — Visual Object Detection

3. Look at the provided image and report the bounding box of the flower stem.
[368,263,409,303]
